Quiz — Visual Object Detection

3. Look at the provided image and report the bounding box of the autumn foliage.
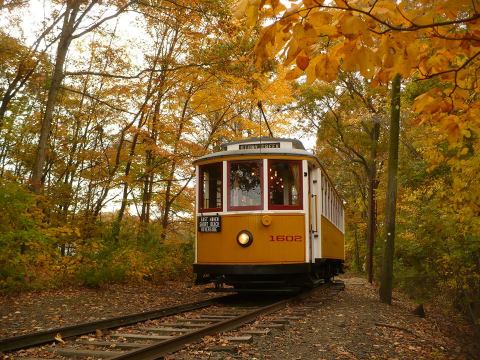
[0,0,479,326]
[0,1,296,291]
[243,0,479,143]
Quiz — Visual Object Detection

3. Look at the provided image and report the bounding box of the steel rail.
[112,291,313,360]
[0,295,236,353]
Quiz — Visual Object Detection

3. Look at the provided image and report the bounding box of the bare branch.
[64,61,222,80]
[71,0,138,40]
[60,85,136,115]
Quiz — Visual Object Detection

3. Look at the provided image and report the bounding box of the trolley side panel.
[320,215,345,260]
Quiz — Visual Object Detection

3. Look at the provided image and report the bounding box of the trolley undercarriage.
[194,260,343,292]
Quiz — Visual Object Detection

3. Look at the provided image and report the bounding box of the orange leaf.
[296,52,310,71]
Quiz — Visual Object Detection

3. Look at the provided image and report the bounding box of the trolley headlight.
[236,230,253,247]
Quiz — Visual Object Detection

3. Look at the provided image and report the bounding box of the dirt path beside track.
[237,276,479,360]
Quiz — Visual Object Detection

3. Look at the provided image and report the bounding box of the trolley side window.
[199,162,223,212]
[228,160,263,211]
[268,160,303,210]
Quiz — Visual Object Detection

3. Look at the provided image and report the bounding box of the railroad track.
[1,281,345,359]
[0,295,233,353]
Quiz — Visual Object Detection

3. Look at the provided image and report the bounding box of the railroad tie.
[208,345,238,353]
[290,312,307,316]
[256,323,285,329]
[223,335,253,343]
[184,318,222,323]
[56,348,124,358]
[110,333,174,340]
[199,315,237,319]
[75,340,146,349]
[174,323,210,328]
[240,329,271,335]
[141,327,192,333]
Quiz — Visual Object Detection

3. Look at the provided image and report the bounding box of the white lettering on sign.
[239,143,280,150]
[198,216,221,232]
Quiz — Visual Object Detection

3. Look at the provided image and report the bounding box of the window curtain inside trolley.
[228,160,263,210]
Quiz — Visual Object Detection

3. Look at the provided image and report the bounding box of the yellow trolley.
[193,138,344,291]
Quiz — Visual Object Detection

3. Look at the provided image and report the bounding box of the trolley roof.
[193,137,312,164]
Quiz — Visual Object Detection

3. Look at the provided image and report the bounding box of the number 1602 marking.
[270,235,302,242]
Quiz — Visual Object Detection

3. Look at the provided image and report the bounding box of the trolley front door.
[309,167,320,262]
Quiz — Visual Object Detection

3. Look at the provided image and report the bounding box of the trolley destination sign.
[198,215,221,232]
[239,142,280,150]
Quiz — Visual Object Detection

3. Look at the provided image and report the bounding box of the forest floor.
[0,281,213,338]
[1,275,479,359]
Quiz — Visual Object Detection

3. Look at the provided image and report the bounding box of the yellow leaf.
[292,23,306,42]
[259,23,276,46]
[281,3,301,23]
[371,0,397,15]
[233,0,249,19]
[338,14,367,37]
[357,46,378,77]
[338,41,357,71]
[315,54,339,82]
[440,115,462,143]
[285,67,303,80]
[304,0,324,6]
[255,23,277,62]
[308,11,333,28]
[412,13,434,26]
[406,41,420,60]
[313,24,337,36]
[413,90,452,114]
[305,56,321,84]
[284,39,300,65]
[245,0,260,28]
[55,333,65,344]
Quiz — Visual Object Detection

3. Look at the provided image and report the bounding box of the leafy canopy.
[237,0,480,143]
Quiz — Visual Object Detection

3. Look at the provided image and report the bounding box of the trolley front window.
[199,162,222,212]
[268,160,302,210]
[228,160,263,211]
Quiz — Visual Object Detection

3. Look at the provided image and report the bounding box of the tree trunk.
[0,60,38,129]
[31,3,80,193]
[111,45,167,239]
[140,94,161,224]
[111,113,144,241]
[379,74,401,304]
[159,85,192,241]
[366,116,380,283]
[30,1,132,194]
[354,228,362,273]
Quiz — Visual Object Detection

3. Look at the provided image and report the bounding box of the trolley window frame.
[267,159,303,210]
[227,159,264,211]
[198,162,223,213]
